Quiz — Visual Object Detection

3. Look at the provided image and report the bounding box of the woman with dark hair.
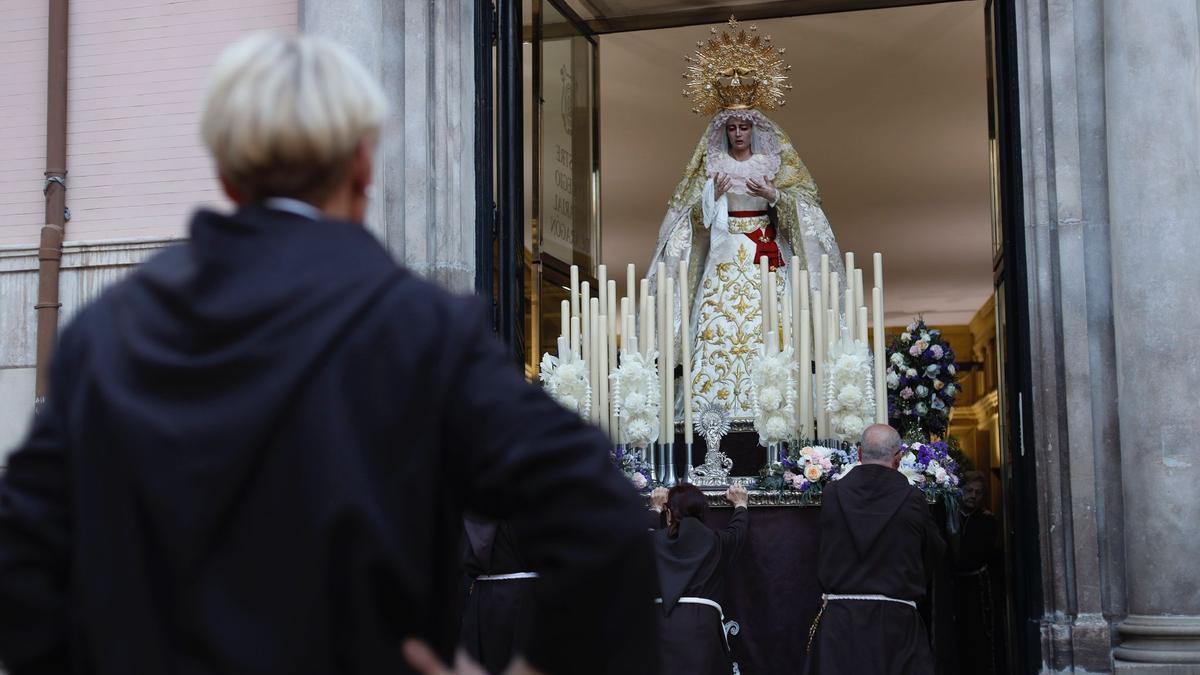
[648,483,749,675]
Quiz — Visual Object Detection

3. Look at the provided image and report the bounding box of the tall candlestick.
[597,314,609,435]
[664,275,675,444]
[590,298,600,424]
[646,301,656,357]
[640,279,651,357]
[581,281,591,365]
[812,292,827,440]
[768,271,779,352]
[679,260,693,445]
[858,305,869,345]
[845,288,855,341]
[598,265,608,326]
[799,307,811,440]
[820,255,830,309]
[854,268,865,310]
[873,286,887,424]
[619,297,630,355]
[570,265,580,320]
[560,299,570,345]
[570,316,580,358]
[627,264,636,324]
[781,286,792,354]
[759,256,770,350]
[608,281,619,439]
[829,271,840,335]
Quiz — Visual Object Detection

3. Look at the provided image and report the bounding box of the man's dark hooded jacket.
[807,462,945,675]
[0,205,656,675]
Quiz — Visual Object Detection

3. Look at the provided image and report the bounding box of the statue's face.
[726,118,753,153]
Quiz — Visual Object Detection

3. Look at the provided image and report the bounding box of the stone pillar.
[1105,1,1200,669]
[301,0,477,293]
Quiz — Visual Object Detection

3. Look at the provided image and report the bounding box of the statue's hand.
[713,172,733,200]
[747,176,778,204]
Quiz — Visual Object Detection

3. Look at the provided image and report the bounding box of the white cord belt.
[655,596,725,619]
[475,572,539,581]
[655,597,736,650]
[821,593,917,609]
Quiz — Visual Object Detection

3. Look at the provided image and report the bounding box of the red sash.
[743,224,784,271]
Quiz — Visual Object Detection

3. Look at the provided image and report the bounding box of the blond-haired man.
[0,33,655,675]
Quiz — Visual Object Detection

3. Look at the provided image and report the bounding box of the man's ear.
[352,140,376,193]
[219,176,244,205]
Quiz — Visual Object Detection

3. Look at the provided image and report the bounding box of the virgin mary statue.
[648,18,843,426]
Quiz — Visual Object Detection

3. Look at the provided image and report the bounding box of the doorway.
[480,0,1039,670]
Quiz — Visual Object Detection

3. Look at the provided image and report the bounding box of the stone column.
[301,0,477,293]
[1105,1,1200,669]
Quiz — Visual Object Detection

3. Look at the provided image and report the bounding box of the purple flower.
[930,344,944,359]
[900,387,914,399]
[909,344,921,357]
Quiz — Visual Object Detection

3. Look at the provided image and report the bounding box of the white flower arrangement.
[750,346,797,446]
[824,338,875,442]
[611,350,660,450]
[538,343,591,419]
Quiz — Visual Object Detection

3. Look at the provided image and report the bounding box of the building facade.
[0,0,1197,671]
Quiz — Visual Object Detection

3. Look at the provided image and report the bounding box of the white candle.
[854,268,865,310]
[799,307,811,440]
[768,271,779,353]
[845,252,855,292]
[799,269,810,312]
[858,305,869,345]
[812,292,827,440]
[873,252,883,292]
[608,281,619,439]
[627,263,636,325]
[640,279,651,357]
[619,297,630,357]
[873,286,887,423]
[679,260,693,445]
[571,316,580,358]
[598,265,608,328]
[597,313,609,435]
[820,255,830,309]
[759,256,770,350]
[829,271,840,335]
[827,307,837,348]
[580,281,591,365]
[664,274,675,443]
[590,298,600,424]
[560,299,569,345]
[781,285,792,354]
[845,288,855,341]
[646,300,656,357]
[570,265,580,320]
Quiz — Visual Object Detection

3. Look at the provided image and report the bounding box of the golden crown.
[682,17,792,115]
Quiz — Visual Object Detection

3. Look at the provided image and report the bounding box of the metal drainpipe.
[34,0,68,405]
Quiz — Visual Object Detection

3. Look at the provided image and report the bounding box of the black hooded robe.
[652,507,748,675]
[807,463,945,675]
[459,517,536,672]
[0,205,658,675]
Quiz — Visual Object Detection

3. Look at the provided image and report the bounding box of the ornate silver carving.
[691,402,734,486]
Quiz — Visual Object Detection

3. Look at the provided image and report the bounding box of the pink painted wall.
[0,0,297,247]
[0,1,50,246]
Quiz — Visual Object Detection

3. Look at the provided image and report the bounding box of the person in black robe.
[460,516,536,672]
[0,32,656,675]
[950,472,1003,674]
[807,424,945,675]
[648,483,749,675]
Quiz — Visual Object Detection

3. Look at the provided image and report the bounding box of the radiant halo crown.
[682,16,793,115]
